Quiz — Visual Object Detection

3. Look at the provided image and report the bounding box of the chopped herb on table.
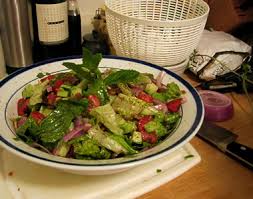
[184,155,194,159]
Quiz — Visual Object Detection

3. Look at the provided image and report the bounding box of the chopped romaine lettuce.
[152,82,181,102]
[70,86,82,97]
[54,140,70,157]
[141,106,159,115]
[165,112,181,124]
[22,84,34,98]
[152,92,167,102]
[73,138,111,159]
[115,114,137,134]
[165,82,181,100]
[112,94,148,119]
[141,106,165,122]
[131,131,142,144]
[57,88,69,97]
[145,83,158,95]
[109,134,137,154]
[88,125,136,154]
[117,83,132,96]
[90,104,123,135]
[39,106,53,117]
[144,120,167,137]
[25,80,49,106]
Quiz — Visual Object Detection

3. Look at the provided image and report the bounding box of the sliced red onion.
[71,131,84,139]
[155,71,166,88]
[153,98,163,105]
[157,86,167,92]
[66,146,74,158]
[63,127,84,142]
[181,96,187,104]
[74,116,83,127]
[46,86,53,92]
[199,90,234,122]
[154,104,168,113]
[52,147,57,155]
[131,86,143,96]
[17,116,27,128]
[82,118,90,124]
[63,123,92,142]
[83,122,92,131]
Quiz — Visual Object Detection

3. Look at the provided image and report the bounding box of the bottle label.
[36,2,68,45]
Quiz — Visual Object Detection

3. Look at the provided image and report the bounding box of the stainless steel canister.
[0,0,33,69]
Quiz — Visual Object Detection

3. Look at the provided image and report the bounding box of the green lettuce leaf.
[72,137,111,159]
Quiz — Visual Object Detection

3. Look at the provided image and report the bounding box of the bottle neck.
[68,0,80,16]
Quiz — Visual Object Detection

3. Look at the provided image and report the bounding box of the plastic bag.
[188,30,252,81]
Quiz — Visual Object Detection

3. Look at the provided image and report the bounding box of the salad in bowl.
[0,49,204,175]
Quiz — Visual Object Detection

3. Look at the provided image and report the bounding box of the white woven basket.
[105,0,209,66]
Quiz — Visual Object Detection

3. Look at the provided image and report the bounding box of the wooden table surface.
[138,73,253,199]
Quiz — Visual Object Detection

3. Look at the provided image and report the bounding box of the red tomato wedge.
[47,92,57,105]
[137,91,153,103]
[137,115,157,144]
[17,98,29,116]
[31,111,45,124]
[166,98,182,112]
[88,95,100,111]
[138,115,152,132]
[53,80,64,92]
[41,75,55,82]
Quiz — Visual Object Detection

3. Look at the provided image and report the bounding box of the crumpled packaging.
[188,30,252,81]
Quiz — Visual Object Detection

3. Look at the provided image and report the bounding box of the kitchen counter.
[138,73,253,199]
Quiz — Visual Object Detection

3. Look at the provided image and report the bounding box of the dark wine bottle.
[67,0,82,55]
[32,0,69,62]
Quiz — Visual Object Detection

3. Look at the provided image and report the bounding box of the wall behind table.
[77,0,104,36]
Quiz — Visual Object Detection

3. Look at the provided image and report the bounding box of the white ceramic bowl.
[0,56,204,175]
[164,59,189,76]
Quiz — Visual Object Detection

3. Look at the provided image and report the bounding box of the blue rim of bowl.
[0,55,203,166]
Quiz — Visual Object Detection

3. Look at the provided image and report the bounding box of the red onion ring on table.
[198,90,234,122]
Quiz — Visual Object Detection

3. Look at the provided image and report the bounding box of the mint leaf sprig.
[62,48,140,104]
